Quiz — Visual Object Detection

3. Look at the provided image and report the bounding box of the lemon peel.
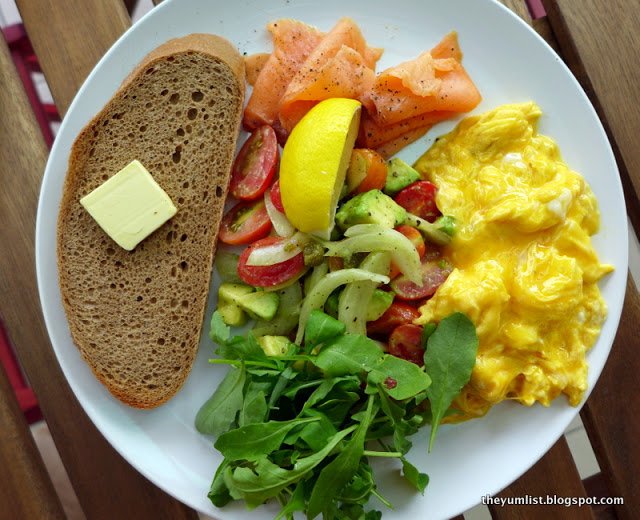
[280,98,361,237]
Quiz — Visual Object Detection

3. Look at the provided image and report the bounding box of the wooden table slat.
[0,3,198,518]
[15,0,131,116]
[0,344,65,519]
[490,438,593,520]
[542,0,640,235]
[581,277,640,520]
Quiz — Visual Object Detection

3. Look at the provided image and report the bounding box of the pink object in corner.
[526,0,547,19]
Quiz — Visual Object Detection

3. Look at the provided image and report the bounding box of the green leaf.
[307,397,376,519]
[302,376,360,411]
[304,310,346,347]
[195,364,246,435]
[217,333,270,363]
[238,389,267,427]
[224,425,356,508]
[297,411,338,451]
[208,459,232,507]
[337,462,375,504]
[313,334,383,376]
[424,312,478,450]
[368,355,431,400]
[274,481,306,520]
[215,417,319,461]
[401,457,429,494]
[209,311,231,345]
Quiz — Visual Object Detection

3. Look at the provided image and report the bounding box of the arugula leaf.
[217,333,270,363]
[368,355,431,400]
[238,389,267,427]
[424,312,478,450]
[195,364,246,435]
[209,311,230,345]
[305,310,346,347]
[401,457,429,494]
[275,481,306,520]
[313,334,383,376]
[208,459,232,507]
[307,397,376,519]
[215,417,319,461]
[223,425,356,508]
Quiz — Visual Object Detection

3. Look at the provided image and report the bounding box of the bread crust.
[57,34,245,408]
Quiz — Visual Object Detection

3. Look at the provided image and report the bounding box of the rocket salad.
[196,122,480,518]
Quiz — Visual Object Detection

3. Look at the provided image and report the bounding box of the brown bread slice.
[57,34,245,408]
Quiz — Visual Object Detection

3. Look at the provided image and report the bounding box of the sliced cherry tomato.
[238,236,305,288]
[367,302,421,336]
[230,125,279,200]
[394,181,441,222]
[219,200,272,245]
[388,324,425,365]
[269,179,285,213]
[391,259,452,300]
[389,225,426,278]
[346,148,388,194]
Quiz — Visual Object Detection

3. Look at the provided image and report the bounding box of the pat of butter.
[80,160,177,251]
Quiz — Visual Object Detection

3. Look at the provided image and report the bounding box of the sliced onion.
[246,233,309,266]
[264,189,295,237]
[295,268,390,344]
[323,230,422,285]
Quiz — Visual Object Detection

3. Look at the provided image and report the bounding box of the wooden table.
[1,1,638,519]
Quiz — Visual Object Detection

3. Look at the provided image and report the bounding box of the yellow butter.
[80,160,177,251]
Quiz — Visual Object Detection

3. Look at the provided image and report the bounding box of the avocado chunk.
[257,335,291,357]
[218,282,279,321]
[238,291,280,321]
[384,158,421,196]
[253,281,303,336]
[218,282,254,303]
[366,289,394,321]
[218,301,247,327]
[336,189,407,230]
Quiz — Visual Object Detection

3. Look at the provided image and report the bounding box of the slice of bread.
[57,34,245,408]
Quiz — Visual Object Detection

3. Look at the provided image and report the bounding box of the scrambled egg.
[413,102,613,418]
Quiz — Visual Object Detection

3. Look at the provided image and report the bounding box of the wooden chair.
[1,1,638,518]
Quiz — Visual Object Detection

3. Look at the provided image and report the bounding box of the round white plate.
[36,0,628,518]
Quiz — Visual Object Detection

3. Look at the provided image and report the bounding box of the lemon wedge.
[280,98,362,238]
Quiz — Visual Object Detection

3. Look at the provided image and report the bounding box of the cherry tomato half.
[238,236,306,288]
[394,181,441,222]
[389,324,425,365]
[391,259,452,301]
[367,302,421,337]
[219,199,272,245]
[230,125,279,200]
[269,179,285,213]
[346,148,388,194]
[389,225,426,279]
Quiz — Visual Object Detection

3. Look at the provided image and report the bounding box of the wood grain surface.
[0,300,65,520]
[542,0,640,234]
[1,2,197,519]
[489,438,593,520]
[15,0,130,115]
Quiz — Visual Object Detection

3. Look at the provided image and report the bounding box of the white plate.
[36,0,628,518]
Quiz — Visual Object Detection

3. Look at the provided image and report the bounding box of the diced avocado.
[366,289,394,321]
[324,289,341,319]
[253,281,302,336]
[335,190,407,230]
[218,282,254,303]
[257,335,291,357]
[384,158,421,196]
[238,291,280,321]
[217,301,247,327]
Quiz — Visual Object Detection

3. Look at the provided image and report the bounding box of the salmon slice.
[243,19,324,131]
[431,31,463,61]
[375,125,434,159]
[362,33,481,127]
[244,53,270,86]
[357,109,453,150]
[278,17,382,133]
